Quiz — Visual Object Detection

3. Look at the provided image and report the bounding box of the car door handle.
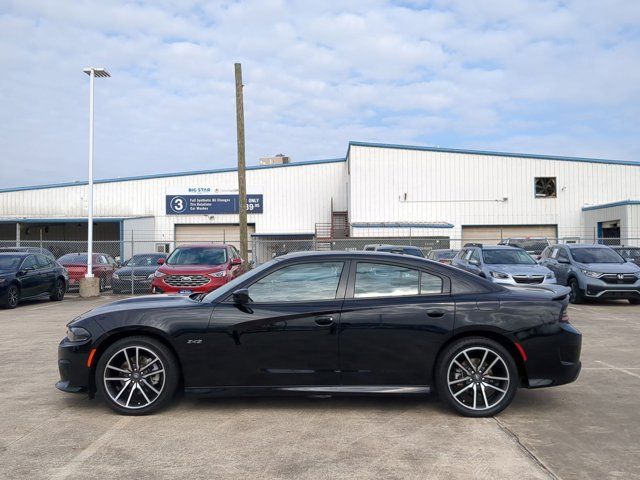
[314,316,334,326]
[426,309,446,318]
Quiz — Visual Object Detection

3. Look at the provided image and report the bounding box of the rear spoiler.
[505,283,571,301]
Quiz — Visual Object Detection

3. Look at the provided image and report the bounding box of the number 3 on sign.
[171,196,187,213]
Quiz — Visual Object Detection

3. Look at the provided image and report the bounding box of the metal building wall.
[347,144,640,239]
[0,160,347,240]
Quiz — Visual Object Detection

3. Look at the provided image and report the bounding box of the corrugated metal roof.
[582,200,640,211]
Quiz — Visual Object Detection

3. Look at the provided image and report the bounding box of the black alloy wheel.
[4,284,20,309]
[96,336,179,415]
[568,278,585,304]
[50,279,66,301]
[436,337,518,417]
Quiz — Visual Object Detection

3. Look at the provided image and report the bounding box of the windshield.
[203,260,274,302]
[126,255,164,267]
[166,247,227,266]
[483,249,536,265]
[435,250,458,259]
[571,248,625,264]
[0,255,23,271]
[59,254,88,263]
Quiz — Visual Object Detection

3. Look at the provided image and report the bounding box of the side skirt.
[184,385,431,397]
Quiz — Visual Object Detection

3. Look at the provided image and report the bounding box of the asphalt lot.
[1,296,639,479]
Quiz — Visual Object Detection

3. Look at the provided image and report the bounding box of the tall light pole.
[83,67,110,280]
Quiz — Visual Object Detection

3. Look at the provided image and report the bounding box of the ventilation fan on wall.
[535,177,557,197]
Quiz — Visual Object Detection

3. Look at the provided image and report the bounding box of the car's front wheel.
[568,278,585,304]
[96,336,179,415]
[436,337,518,417]
[3,284,19,309]
[50,279,65,301]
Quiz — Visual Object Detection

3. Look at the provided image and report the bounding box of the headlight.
[112,273,119,279]
[545,271,555,279]
[66,326,91,342]
[154,271,166,278]
[581,269,601,278]
[0,277,6,285]
[490,271,509,279]
[209,271,227,278]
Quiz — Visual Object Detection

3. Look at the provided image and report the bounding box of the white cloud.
[0,0,639,188]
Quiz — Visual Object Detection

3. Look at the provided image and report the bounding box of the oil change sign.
[166,194,263,215]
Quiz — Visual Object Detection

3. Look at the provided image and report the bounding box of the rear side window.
[248,262,344,302]
[354,263,443,298]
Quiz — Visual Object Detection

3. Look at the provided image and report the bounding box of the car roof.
[375,244,421,249]
[558,243,612,249]
[465,244,519,250]
[0,251,29,257]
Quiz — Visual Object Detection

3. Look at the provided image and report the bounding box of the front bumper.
[516,322,582,388]
[111,279,152,293]
[56,338,93,394]
[583,283,640,299]
[491,276,556,286]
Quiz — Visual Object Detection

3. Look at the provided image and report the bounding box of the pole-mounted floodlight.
[83,67,110,281]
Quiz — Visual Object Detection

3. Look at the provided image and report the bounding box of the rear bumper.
[517,322,582,388]
[57,339,92,394]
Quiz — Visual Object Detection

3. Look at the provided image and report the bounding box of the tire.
[3,284,20,309]
[629,298,640,305]
[436,337,519,417]
[95,336,179,415]
[568,278,585,304]
[50,278,66,301]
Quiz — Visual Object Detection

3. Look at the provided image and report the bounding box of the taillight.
[560,310,569,323]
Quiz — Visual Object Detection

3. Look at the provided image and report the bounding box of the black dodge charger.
[57,251,581,416]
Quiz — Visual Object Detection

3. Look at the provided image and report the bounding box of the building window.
[534,177,557,198]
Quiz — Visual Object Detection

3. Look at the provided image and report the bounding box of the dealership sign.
[166,194,263,215]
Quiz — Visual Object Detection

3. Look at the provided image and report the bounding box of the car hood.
[70,294,196,325]
[158,264,226,275]
[575,262,640,273]
[0,269,16,276]
[114,266,158,275]
[486,264,551,275]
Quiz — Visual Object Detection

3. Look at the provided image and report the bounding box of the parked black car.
[0,246,56,261]
[57,251,581,416]
[0,252,68,308]
[612,246,640,267]
[112,253,168,294]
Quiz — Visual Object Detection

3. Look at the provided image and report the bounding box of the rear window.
[435,250,458,260]
[58,254,88,263]
[506,239,549,254]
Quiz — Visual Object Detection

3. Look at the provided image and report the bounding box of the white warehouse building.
[1,141,639,262]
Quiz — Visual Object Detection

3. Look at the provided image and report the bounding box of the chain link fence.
[1,236,639,296]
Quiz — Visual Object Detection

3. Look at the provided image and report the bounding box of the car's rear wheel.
[50,279,65,301]
[568,278,585,304]
[436,337,518,417]
[3,284,19,309]
[96,336,179,415]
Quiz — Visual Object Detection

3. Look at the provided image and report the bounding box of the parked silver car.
[539,244,640,304]
[451,244,556,285]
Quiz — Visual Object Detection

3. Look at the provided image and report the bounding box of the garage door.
[174,224,255,250]
[461,225,557,245]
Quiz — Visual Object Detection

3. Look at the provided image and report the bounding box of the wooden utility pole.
[234,63,249,263]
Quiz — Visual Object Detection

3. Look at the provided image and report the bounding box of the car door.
[543,247,571,285]
[339,260,455,386]
[18,255,41,297]
[206,260,348,387]
[35,254,56,292]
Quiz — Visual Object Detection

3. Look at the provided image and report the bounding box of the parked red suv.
[151,244,244,294]
[57,252,118,291]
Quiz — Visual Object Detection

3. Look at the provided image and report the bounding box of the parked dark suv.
[540,244,640,304]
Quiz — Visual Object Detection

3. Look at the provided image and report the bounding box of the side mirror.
[231,257,242,265]
[232,288,250,304]
[157,258,165,265]
[17,269,28,276]
[557,258,570,264]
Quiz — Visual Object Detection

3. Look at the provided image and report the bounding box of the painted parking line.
[567,306,582,311]
[594,360,640,379]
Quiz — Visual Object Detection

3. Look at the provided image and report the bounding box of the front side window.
[35,254,51,267]
[248,262,344,302]
[354,262,442,298]
[22,255,38,269]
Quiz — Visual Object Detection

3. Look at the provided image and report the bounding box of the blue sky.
[1,0,639,188]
